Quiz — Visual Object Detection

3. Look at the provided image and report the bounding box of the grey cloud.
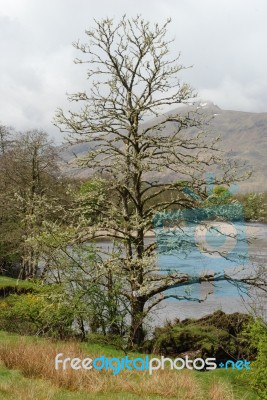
[0,0,267,141]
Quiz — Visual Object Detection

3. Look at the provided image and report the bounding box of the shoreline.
[94,222,266,240]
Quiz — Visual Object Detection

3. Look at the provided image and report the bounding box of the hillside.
[59,102,267,192]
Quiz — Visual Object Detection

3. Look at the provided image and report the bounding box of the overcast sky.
[0,0,267,142]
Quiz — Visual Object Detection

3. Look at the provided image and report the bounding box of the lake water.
[96,223,267,325]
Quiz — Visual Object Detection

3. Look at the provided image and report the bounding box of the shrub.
[146,311,255,363]
[0,285,75,339]
[247,319,267,399]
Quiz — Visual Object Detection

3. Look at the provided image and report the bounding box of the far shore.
[93,221,266,240]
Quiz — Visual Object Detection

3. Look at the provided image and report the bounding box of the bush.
[0,285,75,339]
[146,311,255,363]
[237,192,267,222]
[247,319,267,399]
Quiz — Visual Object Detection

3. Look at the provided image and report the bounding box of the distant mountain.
[59,102,267,192]
[196,102,267,192]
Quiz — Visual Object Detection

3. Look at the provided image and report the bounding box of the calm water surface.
[96,223,267,324]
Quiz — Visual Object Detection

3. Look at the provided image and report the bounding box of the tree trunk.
[129,296,146,348]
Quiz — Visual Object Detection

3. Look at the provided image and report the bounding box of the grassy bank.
[0,276,37,291]
[0,331,259,400]
[0,276,38,299]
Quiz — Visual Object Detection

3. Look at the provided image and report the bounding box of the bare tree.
[55,16,252,347]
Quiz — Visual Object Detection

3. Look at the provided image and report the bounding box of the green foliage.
[39,241,128,338]
[79,179,106,195]
[242,193,267,222]
[203,185,233,207]
[0,330,259,400]
[213,186,230,197]
[0,286,75,339]
[0,276,37,291]
[203,188,267,222]
[247,319,267,399]
[0,128,71,278]
[196,368,259,400]
[79,178,108,223]
[147,311,254,362]
[0,276,38,299]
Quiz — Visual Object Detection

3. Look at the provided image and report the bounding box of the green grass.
[0,276,37,291]
[0,330,142,359]
[0,365,165,400]
[0,362,259,400]
[0,330,260,400]
[195,367,259,400]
